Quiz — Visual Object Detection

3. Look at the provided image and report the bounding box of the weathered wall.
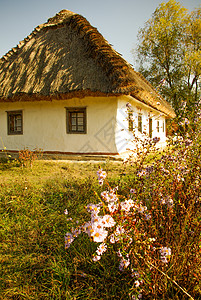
[0,96,118,154]
[0,95,167,155]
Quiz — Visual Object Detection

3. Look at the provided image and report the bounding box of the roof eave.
[127,92,176,119]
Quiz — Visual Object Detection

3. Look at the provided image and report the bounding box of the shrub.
[18,148,43,168]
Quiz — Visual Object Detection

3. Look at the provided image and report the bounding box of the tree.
[184,7,201,113]
[134,0,201,120]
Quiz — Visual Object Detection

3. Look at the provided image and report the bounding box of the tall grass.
[0,128,200,299]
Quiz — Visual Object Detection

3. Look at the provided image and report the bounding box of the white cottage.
[0,10,175,159]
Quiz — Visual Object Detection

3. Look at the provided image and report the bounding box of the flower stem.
[146,260,195,300]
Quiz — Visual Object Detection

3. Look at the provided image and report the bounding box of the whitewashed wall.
[115,95,167,155]
[0,95,167,155]
[0,97,118,154]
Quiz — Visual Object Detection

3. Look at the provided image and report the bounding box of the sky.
[0,0,200,65]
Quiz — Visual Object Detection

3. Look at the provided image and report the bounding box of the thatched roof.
[0,10,175,118]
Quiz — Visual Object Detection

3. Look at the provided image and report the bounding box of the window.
[157,120,160,132]
[138,114,142,133]
[163,120,165,132]
[7,110,23,135]
[128,111,133,131]
[66,107,86,134]
[149,118,152,138]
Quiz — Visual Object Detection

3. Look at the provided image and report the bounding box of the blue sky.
[0,0,200,64]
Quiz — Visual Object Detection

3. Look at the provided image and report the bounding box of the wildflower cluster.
[64,167,173,298]
[64,124,200,299]
[65,170,116,251]
[97,168,107,185]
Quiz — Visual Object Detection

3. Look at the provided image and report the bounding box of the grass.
[0,138,200,299]
[0,160,131,299]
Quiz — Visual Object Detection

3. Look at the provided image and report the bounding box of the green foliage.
[134,0,201,119]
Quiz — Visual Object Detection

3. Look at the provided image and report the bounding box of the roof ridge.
[0,10,133,81]
[0,10,76,63]
[0,10,176,118]
[67,14,137,90]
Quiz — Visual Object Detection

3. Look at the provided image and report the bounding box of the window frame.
[157,120,160,132]
[128,111,133,132]
[163,120,165,133]
[7,110,23,135]
[149,118,152,138]
[66,107,87,134]
[138,113,142,133]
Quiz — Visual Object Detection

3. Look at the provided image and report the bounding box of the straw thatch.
[0,10,175,118]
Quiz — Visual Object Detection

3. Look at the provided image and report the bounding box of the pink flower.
[92,255,101,262]
[160,247,171,263]
[64,232,74,249]
[71,227,81,238]
[115,225,125,236]
[97,169,107,179]
[101,215,116,228]
[119,257,130,271]
[97,169,107,185]
[91,228,108,243]
[108,201,118,213]
[64,209,68,215]
[134,280,140,288]
[109,234,116,244]
[101,191,110,202]
[109,190,119,202]
[137,204,147,214]
[86,203,100,216]
[83,221,93,237]
[120,199,135,212]
[96,243,107,255]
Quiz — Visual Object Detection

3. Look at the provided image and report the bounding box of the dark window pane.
[71,118,76,126]
[77,125,84,131]
[157,121,160,132]
[149,118,152,138]
[138,114,142,133]
[77,118,84,125]
[66,108,86,134]
[7,111,23,135]
[71,125,77,131]
[128,111,133,131]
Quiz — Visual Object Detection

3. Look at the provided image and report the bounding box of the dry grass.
[0,137,200,299]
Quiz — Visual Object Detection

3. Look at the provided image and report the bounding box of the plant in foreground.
[64,126,200,299]
[65,168,193,299]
